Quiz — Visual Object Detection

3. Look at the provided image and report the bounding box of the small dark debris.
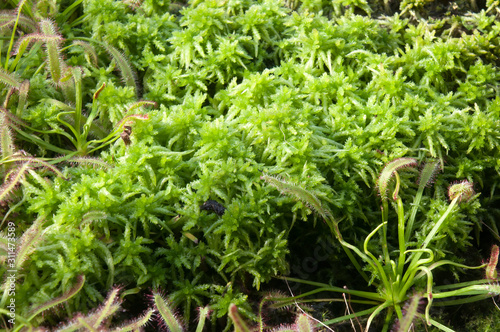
[200,200,226,216]
[120,126,132,145]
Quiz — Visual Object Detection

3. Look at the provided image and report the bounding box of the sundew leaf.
[91,287,121,327]
[393,293,424,332]
[27,275,85,320]
[377,157,417,201]
[296,313,315,332]
[68,156,113,169]
[14,216,45,270]
[228,303,252,332]
[101,42,138,95]
[7,154,66,179]
[39,19,65,84]
[0,162,30,203]
[0,113,14,159]
[110,308,155,332]
[485,245,499,280]
[417,160,441,190]
[0,67,21,89]
[261,173,332,222]
[152,289,184,332]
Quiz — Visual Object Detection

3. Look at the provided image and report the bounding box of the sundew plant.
[263,159,500,331]
[1,0,500,330]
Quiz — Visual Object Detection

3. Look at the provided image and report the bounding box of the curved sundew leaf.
[126,100,158,114]
[27,275,85,320]
[377,157,417,200]
[152,289,184,332]
[0,12,36,32]
[261,173,332,221]
[296,313,315,332]
[0,107,28,129]
[72,40,99,67]
[7,155,66,179]
[0,162,30,203]
[115,114,149,128]
[92,287,122,327]
[417,160,441,189]
[0,67,21,89]
[110,308,155,332]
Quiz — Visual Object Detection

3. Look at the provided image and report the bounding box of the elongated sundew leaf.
[0,14,16,29]
[66,301,122,330]
[0,113,14,159]
[101,43,138,95]
[14,216,44,270]
[111,308,155,332]
[195,306,211,332]
[228,303,251,332]
[0,162,30,203]
[115,114,149,129]
[72,40,99,67]
[261,173,332,221]
[92,287,122,327]
[395,293,423,332]
[56,314,87,331]
[2,87,16,109]
[82,211,107,225]
[296,314,315,332]
[68,156,112,169]
[73,37,138,94]
[7,155,66,179]
[126,100,158,114]
[39,19,65,83]
[377,157,417,200]
[406,160,442,240]
[12,33,60,55]
[0,106,28,129]
[93,240,114,289]
[0,67,21,89]
[486,245,499,280]
[152,290,184,332]
[16,80,29,116]
[417,160,441,189]
[0,12,36,31]
[419,182,476,252]
[27,275,85,319]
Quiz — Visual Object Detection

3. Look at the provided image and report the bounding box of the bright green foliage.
[1,0,500,330]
